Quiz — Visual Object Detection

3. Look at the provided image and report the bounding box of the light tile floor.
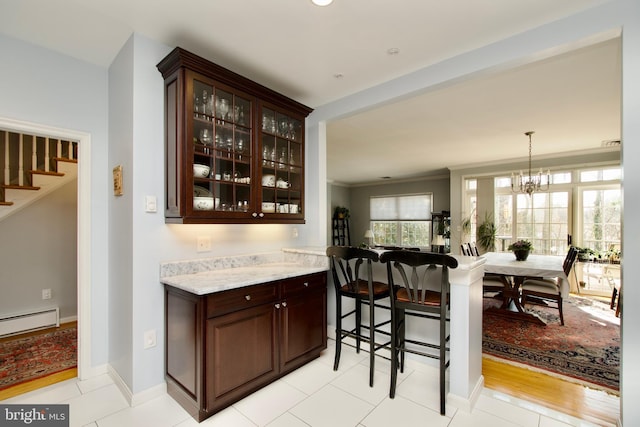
[3,340,604,427]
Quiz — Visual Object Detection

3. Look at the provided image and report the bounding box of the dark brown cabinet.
[157,48,313,224]
[165,272,327,422]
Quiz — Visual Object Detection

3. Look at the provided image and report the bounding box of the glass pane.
[551,172,572,184]
[401,221,430,246]
[514,191,569,255]
[580,170,599,182]
[581,188,621,254]
[603,168,621,180]
[495,177,511,188]
[466,179,477,190]
[371,221,399,246]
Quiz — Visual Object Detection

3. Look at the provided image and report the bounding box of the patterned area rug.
[0,326,77,390]
[483,295,620,393]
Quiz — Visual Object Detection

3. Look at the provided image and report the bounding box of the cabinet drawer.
[281,273,326,298]
[207,282,278,318]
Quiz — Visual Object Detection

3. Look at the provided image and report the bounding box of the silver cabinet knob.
[245,295,251,301]
[259,212,265,218]
[252,212,258,218]
[303,282,309,287]
[275,303,280,309]
[282,301,287,307]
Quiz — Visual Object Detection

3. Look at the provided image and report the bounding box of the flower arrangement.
[508,240,534,251]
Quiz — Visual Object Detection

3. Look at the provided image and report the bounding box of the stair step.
[29,170,65,177]
[54,157,78,164]
[2,185,41,191]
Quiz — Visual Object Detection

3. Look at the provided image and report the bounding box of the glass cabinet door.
[191,77,253,216]
[260,106,303,217]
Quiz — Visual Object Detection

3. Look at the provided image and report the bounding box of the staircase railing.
[1,129,78,203]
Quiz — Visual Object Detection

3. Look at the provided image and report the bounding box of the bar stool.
[380,250,458,415]
[326,246,392,387]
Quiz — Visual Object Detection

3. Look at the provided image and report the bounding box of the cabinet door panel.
[206,303,277,406]
[280,289,327,372]
[166,290,200,399]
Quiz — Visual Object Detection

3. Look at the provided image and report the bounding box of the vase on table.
[513,249,530,261]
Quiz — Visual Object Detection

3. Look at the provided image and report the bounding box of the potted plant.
[576,247,595,262]
[508,239,534,261]
[333,206,350,219]
[477,212,496,252]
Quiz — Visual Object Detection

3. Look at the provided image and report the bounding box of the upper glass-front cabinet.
[157,47,312,224]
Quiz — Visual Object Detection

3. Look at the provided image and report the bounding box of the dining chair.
[326,246,392,387]
[379,250,458,415]
[521,246,578,325]
[460,244,511,299]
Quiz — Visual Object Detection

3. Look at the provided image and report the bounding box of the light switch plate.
[144,330,156,349]
[145,195,157,213]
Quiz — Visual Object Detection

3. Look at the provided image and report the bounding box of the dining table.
[481,251,568,325]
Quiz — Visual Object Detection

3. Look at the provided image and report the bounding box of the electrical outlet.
[42,289,52,300]
[144,330,157,349]
[197,236,211,252]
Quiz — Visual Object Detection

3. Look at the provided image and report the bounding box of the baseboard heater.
[0,307,60,337]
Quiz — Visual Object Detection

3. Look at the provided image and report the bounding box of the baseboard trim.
[107,364,167,407]
[448,375,484,412]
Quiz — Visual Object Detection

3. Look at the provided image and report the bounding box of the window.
[495,176,571,255]
[580,187,621,253]
[370,194,432,247]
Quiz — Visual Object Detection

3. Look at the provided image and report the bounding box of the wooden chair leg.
[389,307,399,398]
[355,299,362,353]
[368,299,375,387]
[333,297,342,371]
[558,296,564,326]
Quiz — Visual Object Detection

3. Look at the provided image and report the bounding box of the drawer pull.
[275,303,280,309]
[282,301,287,307]
[245,295,251,301]
[303,282,309,287]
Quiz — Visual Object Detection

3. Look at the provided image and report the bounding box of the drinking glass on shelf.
[200,128,212,145]
[219,98,230,122]
[201,90,209,120]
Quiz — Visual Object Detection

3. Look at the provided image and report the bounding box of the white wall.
[0,33,110,368]
[0,180,77,319]
[108,34,136,389]
[310,1,639,423]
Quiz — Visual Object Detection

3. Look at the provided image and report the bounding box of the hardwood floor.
[0,368,77,401]
[483,356,620,426]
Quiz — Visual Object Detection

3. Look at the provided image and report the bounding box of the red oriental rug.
[482,295,620,393]
[0,326,77,390]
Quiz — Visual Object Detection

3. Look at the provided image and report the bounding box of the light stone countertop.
[160,248,329,295]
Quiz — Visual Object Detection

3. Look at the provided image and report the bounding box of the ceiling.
[0,0,621,185]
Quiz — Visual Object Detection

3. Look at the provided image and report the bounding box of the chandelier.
[511,131,550,196]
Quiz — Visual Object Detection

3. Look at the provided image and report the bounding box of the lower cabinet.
[165,272,327,422]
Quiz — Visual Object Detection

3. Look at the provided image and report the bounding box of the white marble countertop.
[161,262,328,295]
[160,248,329,295]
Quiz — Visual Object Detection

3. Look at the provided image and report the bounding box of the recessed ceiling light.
[387,48,400,55]
[312,0,333,6]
